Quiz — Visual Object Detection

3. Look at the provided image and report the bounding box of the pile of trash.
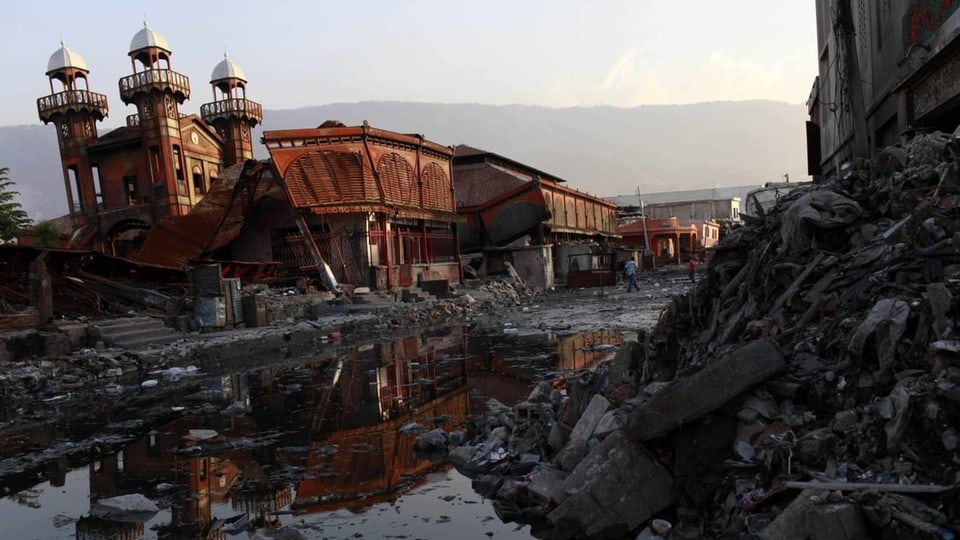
[444,131,960,539]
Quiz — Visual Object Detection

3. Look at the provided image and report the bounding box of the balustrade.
[37,90,109,121]
[200,98,263,122]
[118,69,190,102]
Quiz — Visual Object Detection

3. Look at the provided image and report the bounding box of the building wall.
[494,244,554,291]
[812,0,960,177]
[644,198,740,221]
[554,243,595,285]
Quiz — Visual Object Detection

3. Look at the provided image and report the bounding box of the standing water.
[0,326,622,539]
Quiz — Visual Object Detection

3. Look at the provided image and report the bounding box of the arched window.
[377,153,417,206]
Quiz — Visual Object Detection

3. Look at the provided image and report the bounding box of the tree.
[33,220,61,248]
[0,167,32,242]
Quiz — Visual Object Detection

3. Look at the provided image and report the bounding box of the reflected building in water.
[71,326,621,538]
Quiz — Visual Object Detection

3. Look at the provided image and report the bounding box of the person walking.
[625,257,639,292]
[688,258,696,283]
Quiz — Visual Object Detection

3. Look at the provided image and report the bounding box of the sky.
[0,0,818,127]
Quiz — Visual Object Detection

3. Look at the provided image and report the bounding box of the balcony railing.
[118,69,190,103]
[37,90,109,123]
[200,98,263,124]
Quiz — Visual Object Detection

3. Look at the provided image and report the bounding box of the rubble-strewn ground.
[0,268,690,501]
[16,129,960,538]
[444,131,960,539]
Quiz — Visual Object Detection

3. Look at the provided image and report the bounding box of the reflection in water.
[0,327,622,539]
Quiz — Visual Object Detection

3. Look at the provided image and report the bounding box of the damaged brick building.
[37,24,261,256]
[37,25,461,292]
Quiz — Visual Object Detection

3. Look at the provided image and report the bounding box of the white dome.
[211,55,246,82]
[46,43,88,74]
[129,23,170,53]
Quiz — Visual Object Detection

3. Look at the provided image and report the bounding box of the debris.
[624,339,785,441]
[90,494,160,522]
[780,481,956,494]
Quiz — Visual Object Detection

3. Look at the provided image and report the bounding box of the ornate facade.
[37,24,261,256]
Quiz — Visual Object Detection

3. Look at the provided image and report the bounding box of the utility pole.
[636,186,653,269]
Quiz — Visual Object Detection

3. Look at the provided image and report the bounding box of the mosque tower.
[200,54,262,165]
[118,22,192,216]
[37,42,109,219]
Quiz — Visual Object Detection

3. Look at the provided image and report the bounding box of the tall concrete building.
[37,24,261,256]
[808,1,960,178]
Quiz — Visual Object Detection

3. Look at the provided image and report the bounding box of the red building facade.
[37,25,261,256]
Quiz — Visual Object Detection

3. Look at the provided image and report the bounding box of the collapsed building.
[37,25,261,256]
[135,123,463,292]
[453,145,620,289]
[32,24,462,297]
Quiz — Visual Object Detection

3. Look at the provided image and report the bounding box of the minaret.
[200,54,262,165]
[37,41,109,219]
[118,22,192,216]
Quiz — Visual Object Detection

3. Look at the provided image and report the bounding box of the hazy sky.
[2,0,818,127]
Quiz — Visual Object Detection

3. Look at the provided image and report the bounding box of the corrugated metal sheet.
[422,162,453,211]
[135,161,286,268]
[283,150,378,208]
[453,163,526,207]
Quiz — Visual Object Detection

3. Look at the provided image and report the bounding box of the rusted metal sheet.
[566,270,615,288]
[0,308,40,332]
[218,260,280,281]
[135,161,287,269]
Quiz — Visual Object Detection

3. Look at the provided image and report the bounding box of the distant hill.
[0,100,808,220]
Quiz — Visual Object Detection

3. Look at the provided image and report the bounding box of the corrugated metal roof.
[135,161,286,268]
[452,144,568,184]
[282,150,379,208]
[453,163,526,207]
[266,125,459,217]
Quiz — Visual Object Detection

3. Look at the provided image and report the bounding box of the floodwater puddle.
[0,327,622,539]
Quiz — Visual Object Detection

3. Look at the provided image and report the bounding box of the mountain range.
[0,100,809,220]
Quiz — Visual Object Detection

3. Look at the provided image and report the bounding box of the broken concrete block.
[528,465,569,505]
[832,409,858,433]
[413,428,447,451]
[547,432,673,538]
[593,409,623,439]
[603,340,639,398]
[805,503,870,540]
[447,445,481,472]
[90,493,160,521]
[567,394,610,445]
[527,381,554,404]
[625,340,786,441]
[548,421,570,452]
[546,431,674,539]
[758,490,818,540]
[472,474,504,499]
[554,394,610,471]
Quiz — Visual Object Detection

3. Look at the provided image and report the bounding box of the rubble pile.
[479,276,538,306]
[446,132,960,539]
